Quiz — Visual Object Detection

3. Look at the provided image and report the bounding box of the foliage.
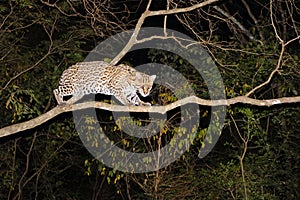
[0,0,299,199]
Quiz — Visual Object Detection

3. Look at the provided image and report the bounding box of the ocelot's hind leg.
[53,89,64,105]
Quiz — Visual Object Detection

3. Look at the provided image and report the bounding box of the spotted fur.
[53,61,156,106]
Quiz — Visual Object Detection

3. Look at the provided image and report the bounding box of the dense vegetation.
[0,0,299,199]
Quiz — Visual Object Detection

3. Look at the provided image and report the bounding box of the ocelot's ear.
[150,75,156,81]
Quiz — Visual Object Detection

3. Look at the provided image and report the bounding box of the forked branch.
[110,0,219,64]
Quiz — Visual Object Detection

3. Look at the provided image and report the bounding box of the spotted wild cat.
[53,61,156,106]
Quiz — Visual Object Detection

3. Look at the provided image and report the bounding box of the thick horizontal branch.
[0,95,299,139]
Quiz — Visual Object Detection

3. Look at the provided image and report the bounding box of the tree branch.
[246,44,285,97]
[1,12,58,91]
[0,95,299,139]
[213,5,256,41]
[110,0,219,65]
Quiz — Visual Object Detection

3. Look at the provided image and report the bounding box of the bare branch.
[110,0,152,65]
[1,95,299,138]
[213,5,256,41]
[15,132,37,199]
[270,0,283,42]
[285,35,300,46]
[110,0,219,64]
[148,0,220,16]
[0,1,14,30]
[246,44,285,97]
[1,48,52,91]
[40,0,81,17]
[241,0,264,41]
[246,33,300,97]
[1,13,59,91]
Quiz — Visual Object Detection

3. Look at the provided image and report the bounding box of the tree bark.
[1,95,299,138]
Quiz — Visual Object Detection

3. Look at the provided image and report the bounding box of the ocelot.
[53,61,156,106]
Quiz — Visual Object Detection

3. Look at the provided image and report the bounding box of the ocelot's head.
[136,73,156,97]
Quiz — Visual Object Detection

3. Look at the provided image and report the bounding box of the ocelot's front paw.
[57,102,67,106]
[140,102,151,106]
